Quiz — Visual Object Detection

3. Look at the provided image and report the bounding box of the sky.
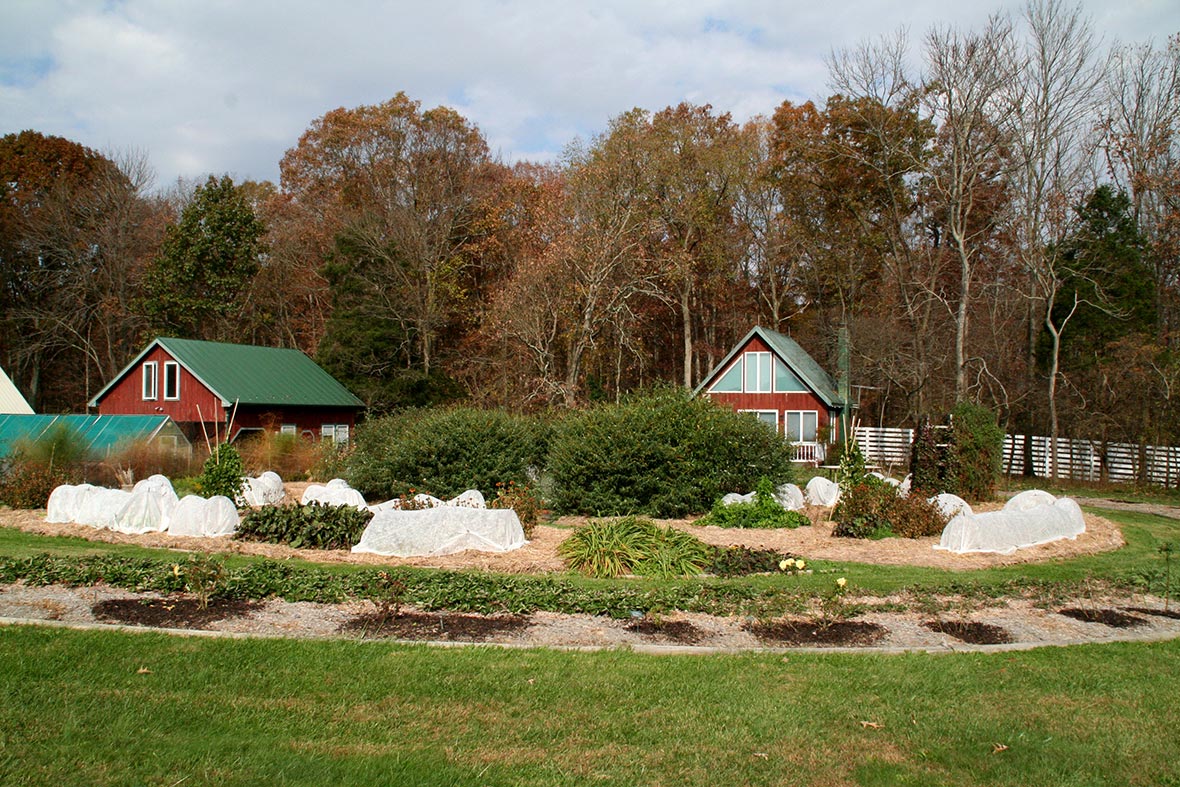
[2,0,1177,191]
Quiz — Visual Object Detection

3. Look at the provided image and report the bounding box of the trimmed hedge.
[346,406,548,500]
[547,388,795,517]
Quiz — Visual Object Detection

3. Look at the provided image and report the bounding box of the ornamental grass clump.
[697,477,810,529]
[558,516,712,579]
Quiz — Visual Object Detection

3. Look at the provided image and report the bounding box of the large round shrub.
[346,406,548,500]
[547,387,794,517]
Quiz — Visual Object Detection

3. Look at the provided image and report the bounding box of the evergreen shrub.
[346,406,548,500]
[198,444,246,499]
[547,388,794,517]
[949,401,1005,501]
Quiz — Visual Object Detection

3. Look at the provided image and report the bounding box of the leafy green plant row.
[3,550,1169,619]
[237,503,374,550]
[696,478,811,529]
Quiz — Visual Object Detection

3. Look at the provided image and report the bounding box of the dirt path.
[1075,498,1180,520]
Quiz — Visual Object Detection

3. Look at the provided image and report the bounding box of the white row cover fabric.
[239,471,285,507]
[934,490,1085,555]
[352,507,526,557]
[168,495,239,537]
[46,477,237,537]
[301,479,367,510]
[805,476,841,507]
[719,483,805,511]
[368,489,487,512]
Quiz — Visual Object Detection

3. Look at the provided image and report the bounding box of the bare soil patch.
[745,619,887,647]
[1057,607,1148,628]
[93,597,259,629]
[624,617,705,644]
[340,609,531,642]
[923,619,1013,645]
[1124,606,1180,621]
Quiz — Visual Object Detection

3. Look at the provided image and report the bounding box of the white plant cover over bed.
[238,471,285,507]
[167,495,239,537]
[301,480,367,510]
[111,475,180,534]
[368,489,487,512]
[74,487,132,528]
[805,476,841,507]
[776,483,806,511]
[352,507,526,557]
[46,483,98,523]
[934,490,1085,555]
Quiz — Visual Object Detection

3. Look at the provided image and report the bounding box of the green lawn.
[1,625,1177,786]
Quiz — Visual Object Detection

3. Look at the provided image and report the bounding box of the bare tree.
[1004,0,1103,473]
[922,14,1019,400]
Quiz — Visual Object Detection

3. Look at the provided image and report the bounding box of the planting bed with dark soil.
[923,619,1013,645]
[624,618,705,644]
[746,619,887,647]
[341,610,531,642]
[93,597,259,629]
[1124,606,1180,621]
[1057,607,1148,628]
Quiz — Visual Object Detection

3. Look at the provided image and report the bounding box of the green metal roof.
[0,414,188,458]
[90,338,364,409]
[695,326,844,408]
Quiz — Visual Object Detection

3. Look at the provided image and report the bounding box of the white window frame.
[163,361,180,401]
[739,409,779,433]
[743,351,772,393]
[321,424,350,445]
[142,362,158,401]
[783,410,819,443]
[280,423,297,437]
[708,358,744,393]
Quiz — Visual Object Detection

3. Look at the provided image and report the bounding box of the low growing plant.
[696,478,810,529]
[178,552,227,610]
[707,546,799,577]
[558,516,712,579]
[237,502,374,550]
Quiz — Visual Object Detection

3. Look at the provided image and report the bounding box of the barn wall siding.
[96,346,224,423]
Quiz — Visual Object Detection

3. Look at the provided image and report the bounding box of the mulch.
[1056,607,1148,628]
[923,619,1013,645]
[745,619,887,647]
[340,610,532,642]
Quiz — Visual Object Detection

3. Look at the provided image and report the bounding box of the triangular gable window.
[709,359,743,393]
[774,357,807,392]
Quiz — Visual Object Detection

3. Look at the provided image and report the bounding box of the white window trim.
[280,424,298,436]
[142,361,158,401]
[783,410,820,443]
[163,361,180,401]
[707,357,744,393]
[739,409,778,432]
[743,351,772,393]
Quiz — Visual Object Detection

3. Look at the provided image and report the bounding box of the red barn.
[89,337,365,444]
[696,326,848,464]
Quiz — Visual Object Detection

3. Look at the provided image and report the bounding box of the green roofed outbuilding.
[88,338,365,445]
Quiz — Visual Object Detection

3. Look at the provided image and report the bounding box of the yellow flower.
[795,559,806,570]
[836,577,847,588]
[778,559,790,571]
[172,564,181,578]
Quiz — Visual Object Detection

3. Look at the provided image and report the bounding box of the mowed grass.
[1,625,1178,787]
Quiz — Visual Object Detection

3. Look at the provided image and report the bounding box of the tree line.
[2,0,1177,449]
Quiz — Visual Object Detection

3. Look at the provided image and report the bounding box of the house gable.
[695,327,842,408]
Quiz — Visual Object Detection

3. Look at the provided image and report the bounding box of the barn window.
[142,362,158,400]
[784,411,819,443]
[709,359,743,392]
[743,352,772,392]
[740,409,778,432]
[321,424,350,445]
[280,424,297,436]
[774,357,806,392]
[163,362,180,400]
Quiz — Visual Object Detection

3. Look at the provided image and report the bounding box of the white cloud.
[1,0,1175,189]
